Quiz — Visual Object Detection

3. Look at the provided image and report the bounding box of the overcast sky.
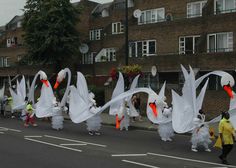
[0,0,113,26]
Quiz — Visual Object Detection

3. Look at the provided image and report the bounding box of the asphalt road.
[0,117,236,168]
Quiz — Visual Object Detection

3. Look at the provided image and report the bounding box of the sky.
[0,0,113,26]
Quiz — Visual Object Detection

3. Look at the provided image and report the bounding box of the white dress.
[86,92,102,132]
[118,103,130,131]
[158,107,174,141]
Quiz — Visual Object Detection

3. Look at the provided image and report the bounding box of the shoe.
[191,148,198,152]
[222,160,229,165]
[11,116,15,119]
[205,148,211,152]
[167,138,172,141]
[161,138,167,142]
[24,123,29,127]
[219,155,223,160]
[88,131,94,136]
[32,123,38,127]
[94,132,101,136]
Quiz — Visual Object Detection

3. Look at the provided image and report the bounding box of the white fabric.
[109,72,124,115]
[0,84,5,101]
[35,83,55,118]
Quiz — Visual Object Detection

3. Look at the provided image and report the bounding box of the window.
[138,8,165,25]
[95,48,116,62]
[89,29,102,41]
[0,57,9,67]
[112,22,124,34]
[179,35,200,54]
[129,40,156,57]
[82,52,95,64]
[207,32,233,52]
[187,1,207,18]
[214,0,236,14]
[138,72,159,90]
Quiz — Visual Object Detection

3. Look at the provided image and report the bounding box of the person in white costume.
[191,110,211,152]
[117,100,130,131]
[158,105,175,141]
[86,92,102,136]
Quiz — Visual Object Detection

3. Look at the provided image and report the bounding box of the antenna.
[133,9,142,18]
[79,43,89,54]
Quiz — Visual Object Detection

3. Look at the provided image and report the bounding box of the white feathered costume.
[158,107,174,141]
[86,92,102,132]
[191,114,211,152]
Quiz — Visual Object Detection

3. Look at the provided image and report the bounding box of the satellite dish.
[79,43,89,54]
[133,9,142,18]
[151,66,157,77]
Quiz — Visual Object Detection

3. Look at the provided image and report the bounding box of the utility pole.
[125,0,129,66]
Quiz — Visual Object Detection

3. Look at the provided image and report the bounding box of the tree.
[22,0,80,66]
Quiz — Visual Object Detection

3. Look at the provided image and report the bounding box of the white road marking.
[147,152,236,168]
[24,136,43,138]
[0,132,4,134]
[122,160,160,168]
[25,138,82,152]
[60,143,87,146]
[0,127,21,133]
[0,128,8,131]
[112,154,147,157]
[44,135,107,148]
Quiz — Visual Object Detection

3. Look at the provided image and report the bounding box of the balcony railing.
[214,8,236,15]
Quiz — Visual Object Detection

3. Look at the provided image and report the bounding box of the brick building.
[0,0,236,115]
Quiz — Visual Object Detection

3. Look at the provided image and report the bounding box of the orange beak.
[54,80,60,89]
[149,102,158,117]
[223,85,234,99]
[41,80,49,87]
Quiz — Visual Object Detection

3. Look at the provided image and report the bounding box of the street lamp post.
[125,0,129,66]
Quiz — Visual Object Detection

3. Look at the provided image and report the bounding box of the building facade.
[0,0,236,114]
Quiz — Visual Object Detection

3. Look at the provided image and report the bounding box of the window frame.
[138,8,165,25]
[129,40,156,57]
[179,35,200,54]
[207,32,233,53]
[187,1,207,18]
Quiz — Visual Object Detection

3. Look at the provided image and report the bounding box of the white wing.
[9,87,25,110]
[69,86,93,123]
[109,72,125,115]
[19,76,26,99]
[0,84,5,101]
[36,82,54,118]
[76,72,89,104]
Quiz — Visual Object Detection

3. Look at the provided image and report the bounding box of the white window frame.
[138,8,165,25]
[89,29,102,41]
[82,52,95,64]
[207,32,233,53]
[129,40,156,57]
[214,0,236,14]
[187,1,207,18]
[112,22,124,34]
[179,35,200,54]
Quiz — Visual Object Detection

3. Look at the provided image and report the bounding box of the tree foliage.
[22,0,80,65]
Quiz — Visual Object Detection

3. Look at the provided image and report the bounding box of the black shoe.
[219,155,223,160]
[222,160,229,165]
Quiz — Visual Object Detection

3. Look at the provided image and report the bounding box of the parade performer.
[24,101,37,127]
[191,110,211,152]
[86,92,102,136]
[158,106,174,141]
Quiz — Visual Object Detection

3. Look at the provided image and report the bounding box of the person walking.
[218,111,235,164]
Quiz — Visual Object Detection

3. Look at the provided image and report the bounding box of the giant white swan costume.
[69,71,167,127]
[171,65,235,134]
[52,68,72,130]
